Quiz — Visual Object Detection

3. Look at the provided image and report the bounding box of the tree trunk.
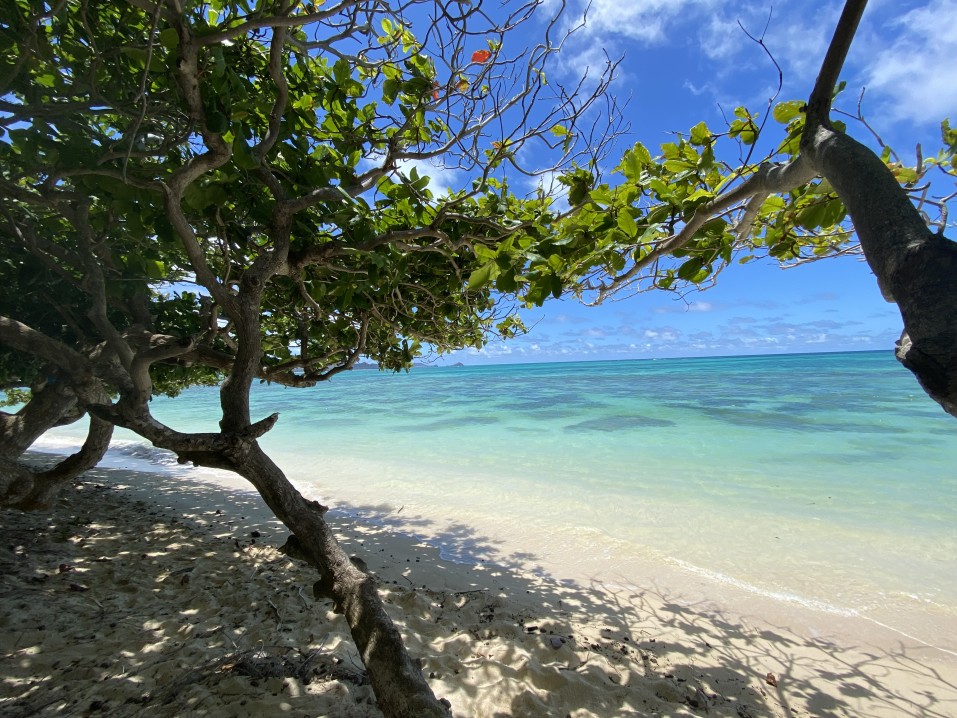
[95,397,452,718]
[0,379,80,459]
[0,413,114,510]
[804,129,957,419]
[793,0,957,418]
[220,441,453,718]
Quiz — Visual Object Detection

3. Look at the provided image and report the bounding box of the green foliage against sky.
[0,0,615,399]
[473,90,956,312]
[2,0,953,397]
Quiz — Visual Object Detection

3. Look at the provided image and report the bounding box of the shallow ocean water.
[37,350,957,643]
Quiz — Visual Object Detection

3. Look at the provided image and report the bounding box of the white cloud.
[654,300,714,314]
[862,0,957,124]
[549,0,956,136]
[699,13,746,62]
[525,168,571,210]
[576,0,708,44]
[755,4,842,79]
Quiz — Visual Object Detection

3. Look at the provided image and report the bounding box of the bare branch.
[805,0,868,128]
[0,316,92,379]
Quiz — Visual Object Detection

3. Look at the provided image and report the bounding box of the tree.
[0,0,616,714]
[484,0,957,417]
[0,238,119,508]
[6,0,950,712]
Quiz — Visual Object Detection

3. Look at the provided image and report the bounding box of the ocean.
[34,350,957,650]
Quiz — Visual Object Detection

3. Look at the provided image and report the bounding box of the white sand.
[2,461,956,717]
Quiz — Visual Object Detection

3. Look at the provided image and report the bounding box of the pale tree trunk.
[234,442,452,718]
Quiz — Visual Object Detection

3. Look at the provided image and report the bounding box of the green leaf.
[618,143,651,181]
[820,198,846,227]
[548,273,563,299]
[677,257,704,281]
[772,100,804,124]
[617,209,638,237]
[797,202,828,230]
[293,94,315,111]
[160,27,179,49]
[729,118,757,144]
[685,188,714,203]
[473,244,497,262]
[636,223,664,245]
[495,269,518,293]
[689,121,711,146]
[333,59,352,85]
[206,110,228,134]
[145,259,166,280]
[232,136,258,169]
[525,282,549,306]
[382,78,400,104]
[468,261,498,289]
[891,164,919,185]
[120,47,148,66]
[663,159,694,173]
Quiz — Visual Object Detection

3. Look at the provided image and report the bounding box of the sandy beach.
[3,460,956,717]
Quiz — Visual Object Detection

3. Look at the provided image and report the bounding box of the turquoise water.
[37,350,957,642]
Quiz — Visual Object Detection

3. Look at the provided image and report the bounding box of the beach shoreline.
[3,454,956,716]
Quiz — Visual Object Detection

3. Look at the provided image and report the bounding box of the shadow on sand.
[2,462,955,717]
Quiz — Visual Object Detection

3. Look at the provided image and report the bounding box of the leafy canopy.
[469,87,955,308]
[0,0,613,397]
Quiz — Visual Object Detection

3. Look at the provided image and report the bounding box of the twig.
[266,597,283,625]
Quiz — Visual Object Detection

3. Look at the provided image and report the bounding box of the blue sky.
[431,0,955,364]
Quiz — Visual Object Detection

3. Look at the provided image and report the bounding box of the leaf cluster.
[491,95,946,304]
[1,0,613,401]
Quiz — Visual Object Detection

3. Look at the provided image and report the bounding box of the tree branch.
[804,0,868,128]
[0,316,92,379]
[596,156,816,298]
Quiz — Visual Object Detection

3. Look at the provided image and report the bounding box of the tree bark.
[13,416,114,510]
[805,127,957,417]
[0,407,114,510]
[799,0,957,418]
[96,399,452,718]
[0,379,80,460]
[232,442,452,718]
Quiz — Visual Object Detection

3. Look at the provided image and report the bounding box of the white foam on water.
[668,557,859,616]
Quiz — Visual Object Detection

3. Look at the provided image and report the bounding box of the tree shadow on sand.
[2,465,956,717]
